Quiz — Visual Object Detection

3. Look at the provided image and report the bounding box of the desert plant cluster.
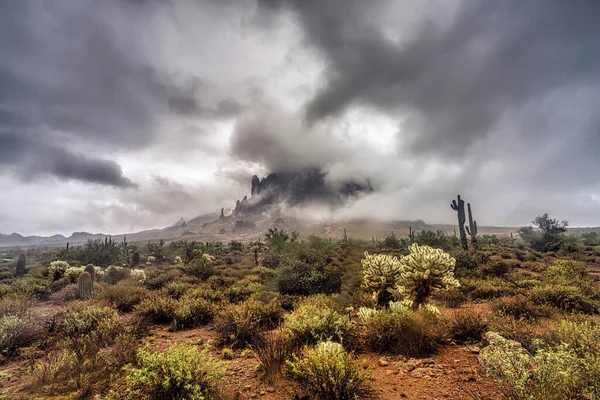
[0,211,599,399]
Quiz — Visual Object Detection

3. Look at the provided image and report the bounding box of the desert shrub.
[136,293,178,324]
[413,230,453,251]
[277,257,342,296]
[544,259,587,282]
[447,309,488,341]
[361,252,403,306]
[512,279,540,289]
[0,294,35,317]
[104,265,127,285]
[479,331,599,400]
[463,278,517,300]
[225,282,261,303]
[63,266,85,283]
[182,258,217,280]
[185,285,225,303]
[0,314,40,353]
[432,289,466,308]
[162,281,194,299]
[493,295,553,321]
[56,303,121,341]
[172,294,214,330]
[48,260,70,281]
[122,345,225,400]
[215,299,283,348]
[144,268,186,290]
[97,284,149,312]
[358,302,440,356]
[482,259,510,276]
[287,341,372,400]
[284,296,358,348]
[453,250,487,274]
[397,244,460,308]
[531,285,599,314]
[9,276,52,299]
[252,329,299,383]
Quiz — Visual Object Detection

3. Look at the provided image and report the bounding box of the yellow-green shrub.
[287,341,372,400]
[122,345,225,400]
[284,296,358,348]
[214,299,283,347]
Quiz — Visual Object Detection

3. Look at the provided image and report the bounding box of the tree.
[518,213,568,252]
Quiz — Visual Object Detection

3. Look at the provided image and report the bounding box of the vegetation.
[287,341,373,400]
[0,214,598,399]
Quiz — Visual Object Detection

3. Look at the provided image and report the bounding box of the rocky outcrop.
[232,169,373,217]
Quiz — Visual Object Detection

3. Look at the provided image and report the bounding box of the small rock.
[266,387,275,393]
[378,357,389,367]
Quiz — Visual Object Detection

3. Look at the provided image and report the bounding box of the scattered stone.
[378,357,390,367]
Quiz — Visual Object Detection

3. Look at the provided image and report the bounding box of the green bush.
[104,265,127,285]
[97,284,149,312]
[214,299,283,348]
[277,257,342,296]
[0,314,40,353]
[182,258,217,280]
[413,230,454,251]
[252,329,299,383]
[358,302,440,356]
[284,296,358,348]
[544,259,587,282]
[447,309,488,341]
[136,293,178,324]
[172,294,214,330]
[493,295,553,321]
[531,285,599,315]
[287,341,373,400]
[480,330,600,400]
[122,345,225,400]
[57,303,121,341]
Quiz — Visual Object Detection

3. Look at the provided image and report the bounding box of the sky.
[1,0,600,236]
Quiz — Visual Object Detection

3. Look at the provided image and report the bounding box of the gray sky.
[1,0,599,236]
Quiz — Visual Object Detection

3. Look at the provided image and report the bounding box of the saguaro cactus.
[465,203,478,247]
[450,195,468,250]
[84,264,95,288]
[132,251,140,268]
[408,226,415,242]
[343,228,348,242]
[78,272,92,299]
[16,253,26,277]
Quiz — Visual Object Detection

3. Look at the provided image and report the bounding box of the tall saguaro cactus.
[16,253,26,277]
[78,272,92,299]
[84,264,95,289]
[465,203,478,247]
[450,195,468,250]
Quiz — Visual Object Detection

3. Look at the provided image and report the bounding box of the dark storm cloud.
[276,0,600,158]
[0,0,241,186]
[0,132,136,188]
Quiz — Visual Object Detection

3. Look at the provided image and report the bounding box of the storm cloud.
[1,0,600,235]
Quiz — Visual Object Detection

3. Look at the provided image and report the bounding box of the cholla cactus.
[357,307,379,322]
[361,252,403,306]
[174,256,183,264]
[397,243,459,309]
[64,266,85,283]
[201,253,215,263]
[147,256,156,263]
[49,260,70,281]
[130,268,146,283]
